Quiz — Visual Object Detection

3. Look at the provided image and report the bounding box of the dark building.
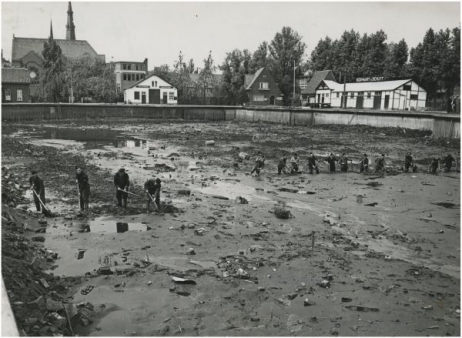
[2,67,31,102]
[11,2,105,70]
[245,67,283,106]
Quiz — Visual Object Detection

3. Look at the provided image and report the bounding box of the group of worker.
[250,152,458,176]
[29,167,162,215]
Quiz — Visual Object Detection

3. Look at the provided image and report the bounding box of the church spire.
[50,20,54,40]
[66,1,76,40]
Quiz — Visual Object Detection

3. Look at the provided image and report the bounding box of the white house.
[124,74,177,104]
[315,79,427,110]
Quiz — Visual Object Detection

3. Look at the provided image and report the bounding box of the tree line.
[35,25,460,108]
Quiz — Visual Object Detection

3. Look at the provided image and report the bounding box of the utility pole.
[293,60,296,106]
[343,72,346,108]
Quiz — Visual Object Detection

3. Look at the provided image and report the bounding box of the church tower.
[66,1,76,40]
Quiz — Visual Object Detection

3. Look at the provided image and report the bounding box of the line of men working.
[269,152,457,175]
[29,166,162,215]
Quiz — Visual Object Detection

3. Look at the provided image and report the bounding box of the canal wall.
[2,103,459,138]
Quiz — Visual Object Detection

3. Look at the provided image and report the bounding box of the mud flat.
[2,120,460,336]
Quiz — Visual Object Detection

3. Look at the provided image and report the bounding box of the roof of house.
[12,37,105,62]
[321,79,415,92]
[301,70,336,95]
[245,67,265,90]
[244,74,254,88]
[125,73,176,90]
[2,67,31,84]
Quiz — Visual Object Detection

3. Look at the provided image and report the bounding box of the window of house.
[142,92,146,101]
[141,74,145,79]
[127,64,131,70]
[350,92,354,98]
[169,92,174,100]
[259,82,269,90]
[116,84,121,93]
[136,74,140,81]
[5,89,11,101]
[155,81,157,87]
[123,64,127,70]
[367,92,372,98]
[336,92,340,98]
[134,91,140,100]
[326,93,329,98]
[410,94,418,100]
[123,74,127,81]
[375,91,382,96]
[17,89,23,101]
[403,84,411,91]
[253,94,265,101]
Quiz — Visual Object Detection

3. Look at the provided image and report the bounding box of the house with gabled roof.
[300,70,336,106]
[245,67,283,106]
[124,73,177,105]
[2,67,31,102]
[315,78,427,110]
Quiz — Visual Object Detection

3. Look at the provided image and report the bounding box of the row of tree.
[36,25,460,108]
[309,27,460,105]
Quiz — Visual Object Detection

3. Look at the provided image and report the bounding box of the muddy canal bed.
[2,121,460,336]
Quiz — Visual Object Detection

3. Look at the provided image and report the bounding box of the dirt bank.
[2,120,460,336]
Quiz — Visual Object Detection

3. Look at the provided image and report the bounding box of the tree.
[151,64,172,82]
[61,56,116,103]
[310,37,334,71]
[268,27,306,105]
[219,49,253,105]
[361,30,388,77]
[384,39,409,78]
[250,42,269,73]
[198,51,217,104]
[171,51,192,101]
[40,34,65,102]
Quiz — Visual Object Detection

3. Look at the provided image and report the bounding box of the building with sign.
[314,79,427,110]
[245,67,283,106]
[124,74,177,104]
[2,67,31,102]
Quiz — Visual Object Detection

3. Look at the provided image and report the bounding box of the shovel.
[146,192,159,211]
[117,187,140,197]
[32,188,51,216]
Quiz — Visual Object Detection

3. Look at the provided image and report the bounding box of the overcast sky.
[2,1,460,71]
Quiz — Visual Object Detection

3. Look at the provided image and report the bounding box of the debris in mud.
[304,298,316,306]
[366,182,382,187]
[239,152,250,160]
[116,222,129,233]
[205,140,215,146]
[345,305,379,312]
[171,276,196,284]
[273,206,292,219]
[178,190,191,196]
[432,202,458,209]
[365,202,378,207]
[278,187,299,193]
[318,280,331,288]
[236,196,248,204]
[97,267,113,275]
[211,195,230,200]
[186,248,196,255]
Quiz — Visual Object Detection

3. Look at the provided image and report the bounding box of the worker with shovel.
[114,167,130,208]
[76,166,90,212]
[144,177,161,212]
[29,170,47,215]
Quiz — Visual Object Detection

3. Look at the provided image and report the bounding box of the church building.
[11,2,105,70]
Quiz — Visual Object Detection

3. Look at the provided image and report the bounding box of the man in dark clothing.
[290,153,300,174]
[404,153,417,172]
[308,153,320,174]
[278,156,288,174]
[144,177,161,211]
[29,171,46,214]
[375,154,386,174]
[75,167,90,212]
[339,153,349,172]
[359,154,369,173]
[442,154,456,172]
[114,168,130,208]
[250,152,265,176]
[429,158,439,174]
[326,153,338,172]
